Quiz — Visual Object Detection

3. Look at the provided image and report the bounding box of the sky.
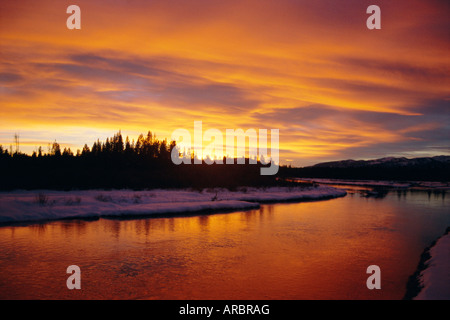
[0,0,449,166]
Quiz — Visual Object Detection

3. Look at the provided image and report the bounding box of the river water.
[0,188,448,299]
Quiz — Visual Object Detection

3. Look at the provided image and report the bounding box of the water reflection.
[0,190,448,300]
[397,190,408,200]
[361,188,389,199]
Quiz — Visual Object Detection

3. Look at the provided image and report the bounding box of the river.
[0,187,448,299]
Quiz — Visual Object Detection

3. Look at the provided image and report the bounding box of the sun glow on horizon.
[1,0,449,166]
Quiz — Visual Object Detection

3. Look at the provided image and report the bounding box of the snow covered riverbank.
[411,228,450,300]
[295,178,450,190]
[0,186,346,225]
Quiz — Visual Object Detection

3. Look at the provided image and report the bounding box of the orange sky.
[0,0,449,166]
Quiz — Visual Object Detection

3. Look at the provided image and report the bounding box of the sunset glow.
[1,0,449,166]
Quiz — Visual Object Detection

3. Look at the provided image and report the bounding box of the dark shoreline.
[403,226,450,300]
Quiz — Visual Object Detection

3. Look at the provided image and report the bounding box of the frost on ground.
[414,229,450,300]
[0,186,346,224]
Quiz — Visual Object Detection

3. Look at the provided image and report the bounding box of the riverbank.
[295,178,450,190]
[404,227,450,300]
[0,186,346,225]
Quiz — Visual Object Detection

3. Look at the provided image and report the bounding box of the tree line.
[0,131,279,190]
[0,131,174,160]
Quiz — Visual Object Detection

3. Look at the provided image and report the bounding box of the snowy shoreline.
[404,227,450,300]
[295,178,450,190]
[0,186,347,225]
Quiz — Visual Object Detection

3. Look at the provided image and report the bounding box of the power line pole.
[14,133,19,155]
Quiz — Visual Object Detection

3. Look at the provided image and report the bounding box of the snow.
[296,178,450,189]
[414,231,450,300]
[0,186,346,224]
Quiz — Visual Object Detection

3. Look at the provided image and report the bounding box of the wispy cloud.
[0,0,448,165]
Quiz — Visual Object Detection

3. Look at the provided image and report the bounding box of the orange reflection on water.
[0,191,448,299]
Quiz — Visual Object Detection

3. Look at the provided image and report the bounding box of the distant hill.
[311,156,450,168]
[280,156,450,182]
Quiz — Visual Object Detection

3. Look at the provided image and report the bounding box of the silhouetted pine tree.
[0,130,280,190]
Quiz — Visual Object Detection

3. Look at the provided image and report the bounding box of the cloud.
[0,72,24,85]
[253,99,450,165]
[0,0,449,164]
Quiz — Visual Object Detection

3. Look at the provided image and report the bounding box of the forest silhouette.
[0,131,280,191]
[2,131,446,191]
